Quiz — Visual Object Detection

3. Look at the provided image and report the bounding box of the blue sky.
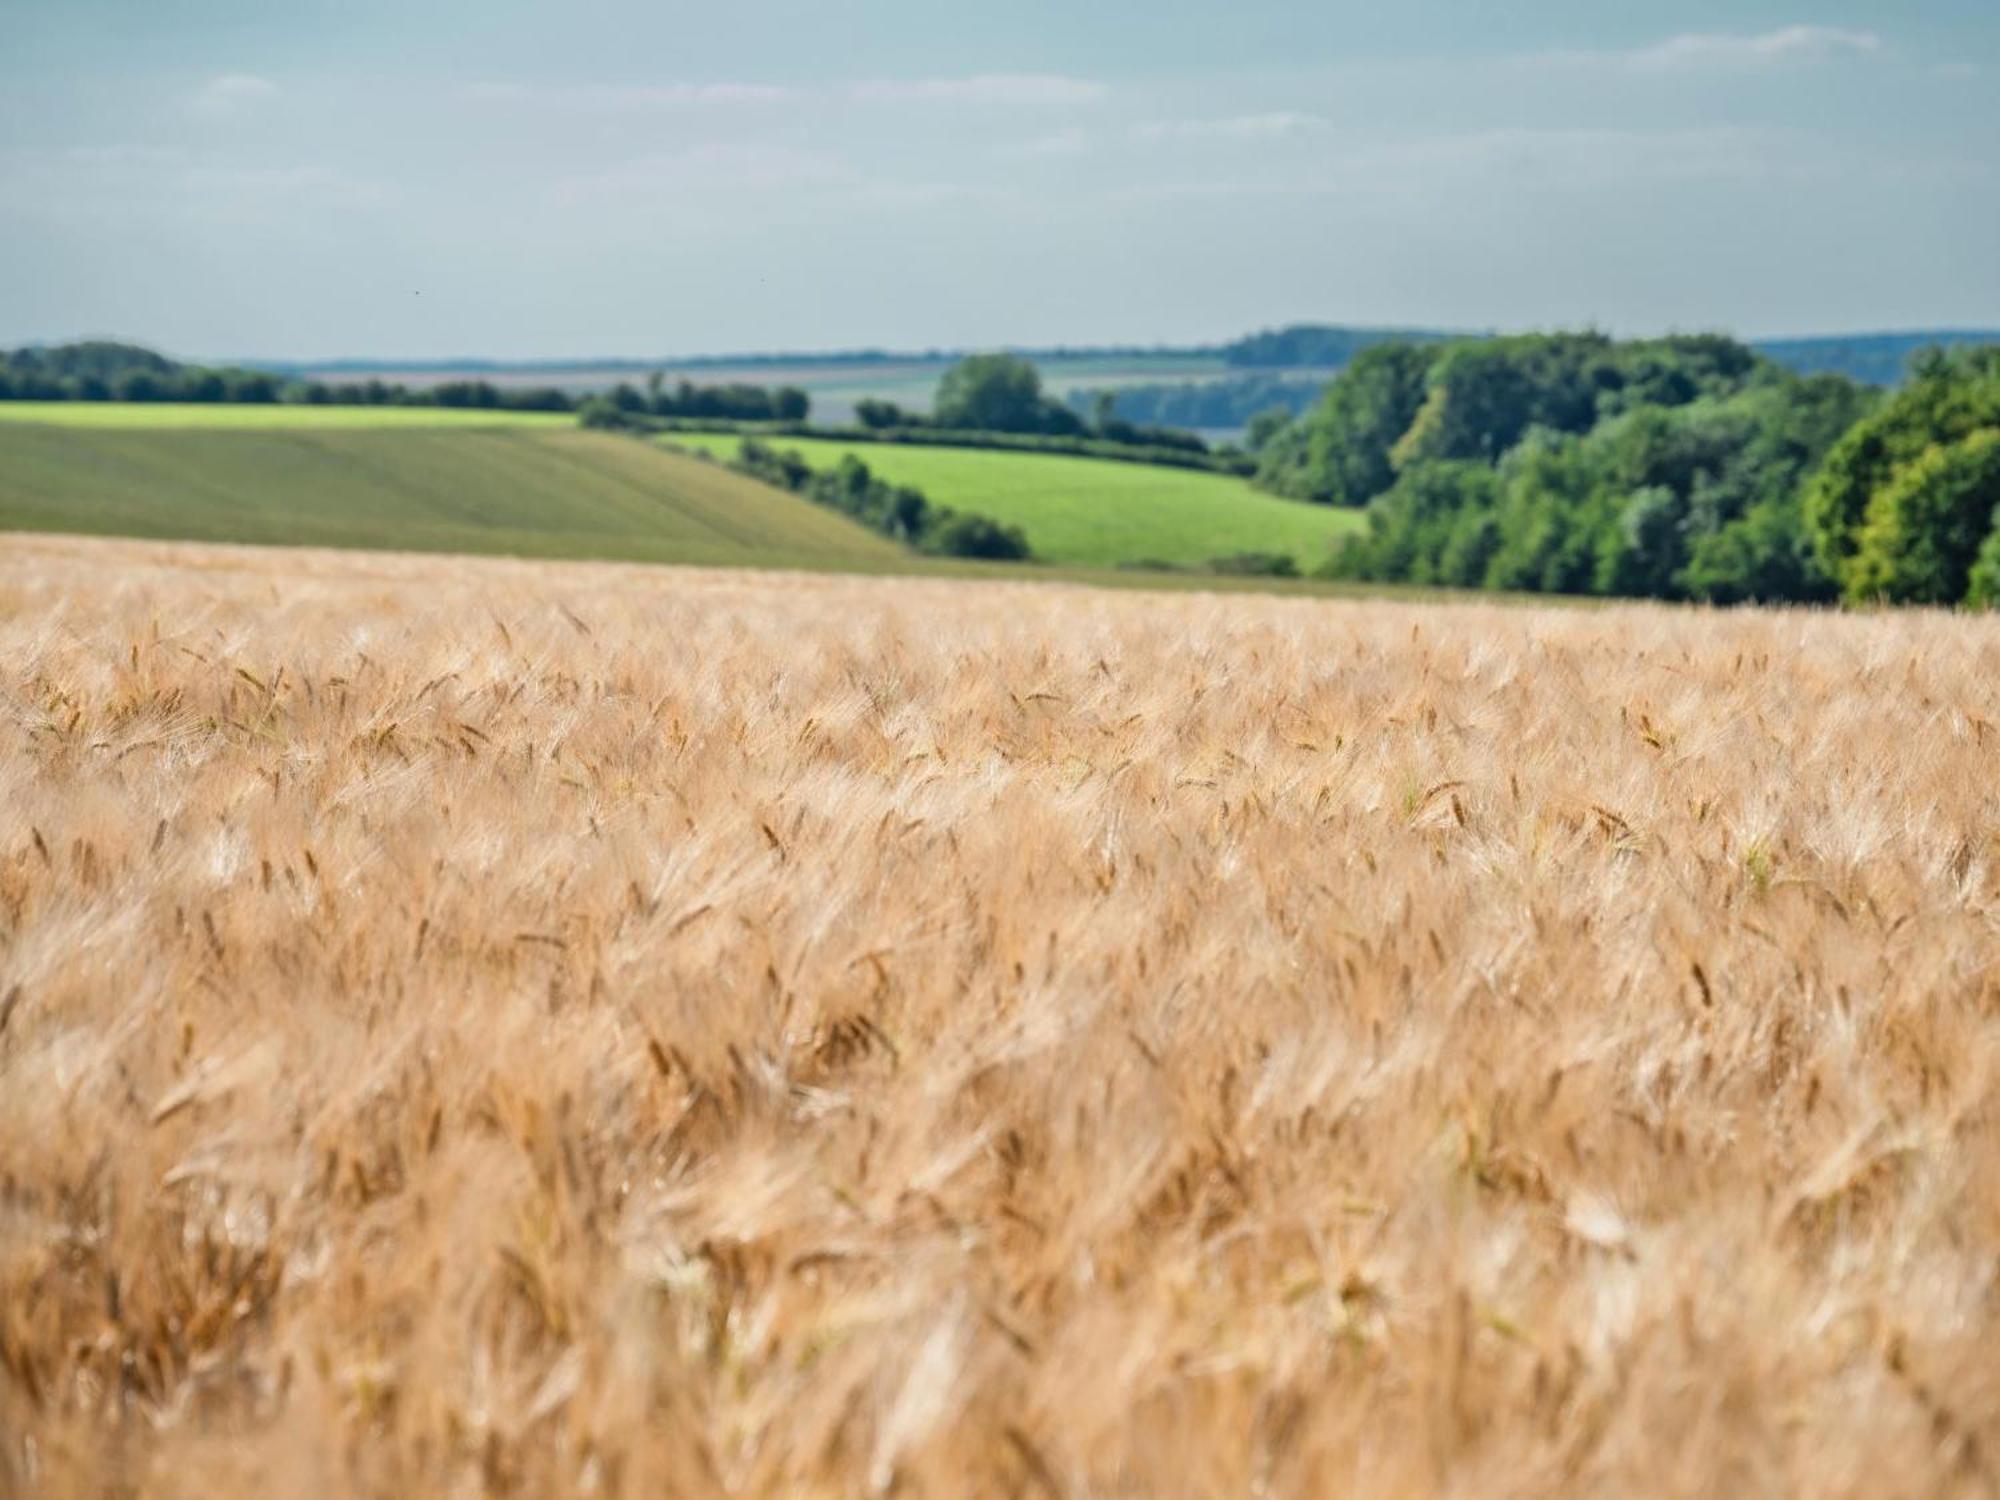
[3,1,1995,358]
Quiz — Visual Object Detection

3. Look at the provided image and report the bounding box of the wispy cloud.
[1546,26,1884,72]
[190,73,279,117]
[1131,112,1327,143]
[848,74,1105,106]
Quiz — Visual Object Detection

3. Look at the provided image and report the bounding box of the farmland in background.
[274,352,1282,426]
[6,533,2000,1496]
[0,423,901,569]
[669,431,1362,570]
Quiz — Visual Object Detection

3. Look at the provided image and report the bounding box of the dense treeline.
[1804,347,2000,605]
[0,342,289,404]
[0,341,813,420]
[723,438,1033,561]
[598,374,808,422]
[1266,330,2000,605]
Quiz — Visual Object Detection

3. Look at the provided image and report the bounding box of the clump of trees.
[1289,331,2000,605]
[1250,330,2000,605]
[0,342,289,404]
[1803,348,2000,605]
[598,374,808,423]
[932,354,1085,437]
[729,439,1032,561]
[857,355,1221,465]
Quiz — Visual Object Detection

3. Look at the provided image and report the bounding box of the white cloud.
[848,74,1106,106]
[190,73,279,116]
[1546,26,1884,72]
[1131,112,1328,143]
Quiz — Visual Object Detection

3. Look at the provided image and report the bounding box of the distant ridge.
[1750,330,2000,386]
[207,325,2000,389]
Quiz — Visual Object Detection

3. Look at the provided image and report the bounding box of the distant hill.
[18,327,1999,416]
[1750,331,2000,387]
[1219,325,2000,385]
[1218,326,1462,369]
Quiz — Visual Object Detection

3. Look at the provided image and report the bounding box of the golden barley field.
[4,533,2000,1499]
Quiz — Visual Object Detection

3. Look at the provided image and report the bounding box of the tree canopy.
[1279,330,1932,604]
[931,354,1083,437]
[1803,348,2000,603]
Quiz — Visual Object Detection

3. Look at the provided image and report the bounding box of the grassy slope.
[667,432,1364,569]
[0,402,575,430]
[0,424,903,569]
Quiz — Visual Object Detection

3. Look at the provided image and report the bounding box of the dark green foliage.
[655,414,1249,474]
[1968,517,2000,608]
[729,438,1032,561]
[1256,343,1438,505]
[1315,334,1884,603]
[1089,415,1208,454]
[1804,348,2000,600]
[1244,408,1294,454]
[1204,551,1299,578]
[933,354,1084,437]
[854,399,910,429]
[632,378,809,422]
[925,512,1034,561]
[1844,430,2000,604]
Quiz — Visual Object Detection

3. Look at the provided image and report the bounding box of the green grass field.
[666,433,1363,570]
[0,424,903,569]
[0,402,576,430]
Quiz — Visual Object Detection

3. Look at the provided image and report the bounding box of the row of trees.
[728,439,1032,560]
[601,374,808,422]
[1268,331,2000,606]
[1,341,818,421]
[857,354,1210,455]
[1,342,578,411]
[1,343,289,405]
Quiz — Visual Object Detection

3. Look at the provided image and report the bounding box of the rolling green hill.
[666,433,1362,570]
[0,423,903,569]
